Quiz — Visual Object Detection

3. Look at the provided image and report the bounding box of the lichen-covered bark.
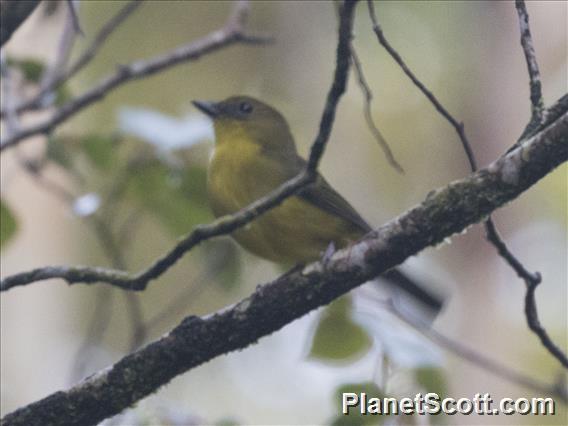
[2,95,566,426]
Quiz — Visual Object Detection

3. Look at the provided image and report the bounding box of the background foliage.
[1,1,566,424]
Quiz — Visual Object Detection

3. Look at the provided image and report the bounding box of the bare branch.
[3,79,77,206]
[525,280,568,368]
[382,299,567,402]
[305,0,355,172]
[0,53,21,137]
[4,0,142,116]
[2,97,567,295]
[366,0,477,171]
[1,0,358,293]
[15,154,76,204]
[37,0,79,95]
[482,221,565,369]
[66,0,84,36]
[515,0,545,123]
[367,0,567,368]
[2,103,566,426]
[37,3,78,103]
[0,0,271,151]
[512,0,566,369]
[62,0,139,85]
[350,45,404,173]
[13,149,149,369]
[0,0,41,47]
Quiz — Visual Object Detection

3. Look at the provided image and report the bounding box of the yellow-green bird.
[193,96,441,311]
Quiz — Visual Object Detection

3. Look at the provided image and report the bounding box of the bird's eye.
[239,102,253,114]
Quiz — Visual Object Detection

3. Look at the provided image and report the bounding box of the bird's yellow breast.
[207,137,356,264]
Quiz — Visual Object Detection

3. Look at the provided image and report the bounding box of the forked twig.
[367,0,567,369]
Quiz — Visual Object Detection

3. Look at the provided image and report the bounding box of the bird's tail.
[380,267,445,318]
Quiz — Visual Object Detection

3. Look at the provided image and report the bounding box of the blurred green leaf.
[309,297,372,362]
[0,201,18,247]
[332,382,386,426]
[81,134,117,170]
[414,366,448,399]
[46,136,73,169]
[6,57,45,83]
[179,165,209,208]
[126,161,211,235]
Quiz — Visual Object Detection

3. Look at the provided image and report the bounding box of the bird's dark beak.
[192,100,220,118]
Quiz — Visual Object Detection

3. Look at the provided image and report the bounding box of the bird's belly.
[235,198,334,264]
[207,148,356,264]
[211,184,351,264]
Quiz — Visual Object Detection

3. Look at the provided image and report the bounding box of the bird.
[193,95,442,313]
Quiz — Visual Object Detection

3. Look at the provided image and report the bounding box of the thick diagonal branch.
[368,0,566,368]
[2,98,566,426]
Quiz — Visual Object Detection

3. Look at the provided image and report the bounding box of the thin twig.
[515,0,544,123]
[66,0,84,36]
[306,1,355,171]
[350,44,404,173]
[368,0,567,369]
[4,0,142,116]
[16,156,76,203]
[11,149,148,363]
[0,0,358,294]
[0,61,65,205]
[484,220,541,284]
[0,173,311,292]
[0,53,21,138]
[2,100,566,425]
[64,0,139,86]
[40,0,79,93]
[1,100,566,295]
[382,299,567,402]
[367,0,477,171]
[512,1,567,369]
[525,280,568,368]
[0,0,271,151]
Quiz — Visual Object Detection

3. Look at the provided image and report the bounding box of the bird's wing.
[299,175,372,233]
[289,155,372,234]
[292,156,443,314]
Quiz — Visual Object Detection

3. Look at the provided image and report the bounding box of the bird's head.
[193,96,296,154]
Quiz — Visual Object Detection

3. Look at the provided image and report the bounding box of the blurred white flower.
[72,193,101,217]
[118,107,214,153]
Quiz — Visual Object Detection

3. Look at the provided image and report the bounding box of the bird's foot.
[321,242,336,266]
